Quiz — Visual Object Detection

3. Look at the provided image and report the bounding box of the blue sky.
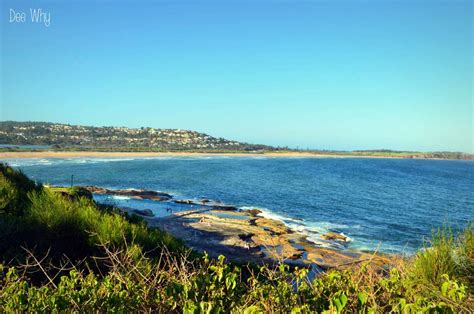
[1,0,472,152]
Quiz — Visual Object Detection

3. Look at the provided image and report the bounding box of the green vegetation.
[0,163,185,269]
[0,146,270,154]
[46,186,94,200]
[0,121,272,151]
[408,228,474,293]
[0,164,472,312]
[2,121,473,159]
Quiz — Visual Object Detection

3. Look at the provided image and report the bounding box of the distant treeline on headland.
[0,121,273,151]
[0,121,472,159]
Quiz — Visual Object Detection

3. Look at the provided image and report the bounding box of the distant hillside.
[0,121,471,159]
[0,121,273,151]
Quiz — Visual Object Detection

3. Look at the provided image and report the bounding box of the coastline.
[77,185,393,269]
[0,150,441,159]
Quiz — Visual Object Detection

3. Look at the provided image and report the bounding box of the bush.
[1,251,471,312]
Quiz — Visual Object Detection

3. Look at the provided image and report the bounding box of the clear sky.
[1,0,472,152]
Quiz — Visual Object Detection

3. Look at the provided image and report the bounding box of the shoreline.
[0,150,458,160]
[77,185,393,268]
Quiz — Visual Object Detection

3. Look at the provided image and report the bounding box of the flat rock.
[241,208,262,217]
[144,208,392,270]
[82,186,172,201]
[211,204,239,211]
[104,197,392,270]
[321,232,349,242]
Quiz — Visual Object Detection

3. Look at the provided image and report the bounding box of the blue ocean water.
[5,157,473,254]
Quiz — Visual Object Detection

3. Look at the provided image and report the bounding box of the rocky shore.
[80,186,391,270]
[84,186,173,201]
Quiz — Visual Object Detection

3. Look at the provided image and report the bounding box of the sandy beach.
[0,151,405,159]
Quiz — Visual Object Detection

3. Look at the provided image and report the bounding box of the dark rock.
[82,186,110,194]
[242,208,262,217]
[238,233,254,241]
[81,186,172,201]
[133,208,154,217]
[212,205,238,211]
[175,199,197,205]
[288,251,305,260]
[321,232,349,242]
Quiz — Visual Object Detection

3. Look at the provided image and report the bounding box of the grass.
[408,227,474,293]
[0,164,186,269]
[0,163,472,312]
[46,186,94,200]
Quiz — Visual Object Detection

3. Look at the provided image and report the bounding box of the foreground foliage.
[0,164,472,312]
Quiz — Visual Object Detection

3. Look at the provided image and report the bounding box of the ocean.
[4,156,473,255]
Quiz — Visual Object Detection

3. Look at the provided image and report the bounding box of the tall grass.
[456,226,474,291]
[0,164,40,215]
[410,228,458,287]
[0,163,185,268]
[408,226,473,289]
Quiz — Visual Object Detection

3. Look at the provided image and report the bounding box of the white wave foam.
[111,195,131,200]
[5,157,141,167]
[240,206,299,223]
[305,235,347,249]
[349,240,415,255]
[4,158,54,167]
[240,206,355,246]
[69,158,136,164]
[340,233,352,242]
[305,221,350,231]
